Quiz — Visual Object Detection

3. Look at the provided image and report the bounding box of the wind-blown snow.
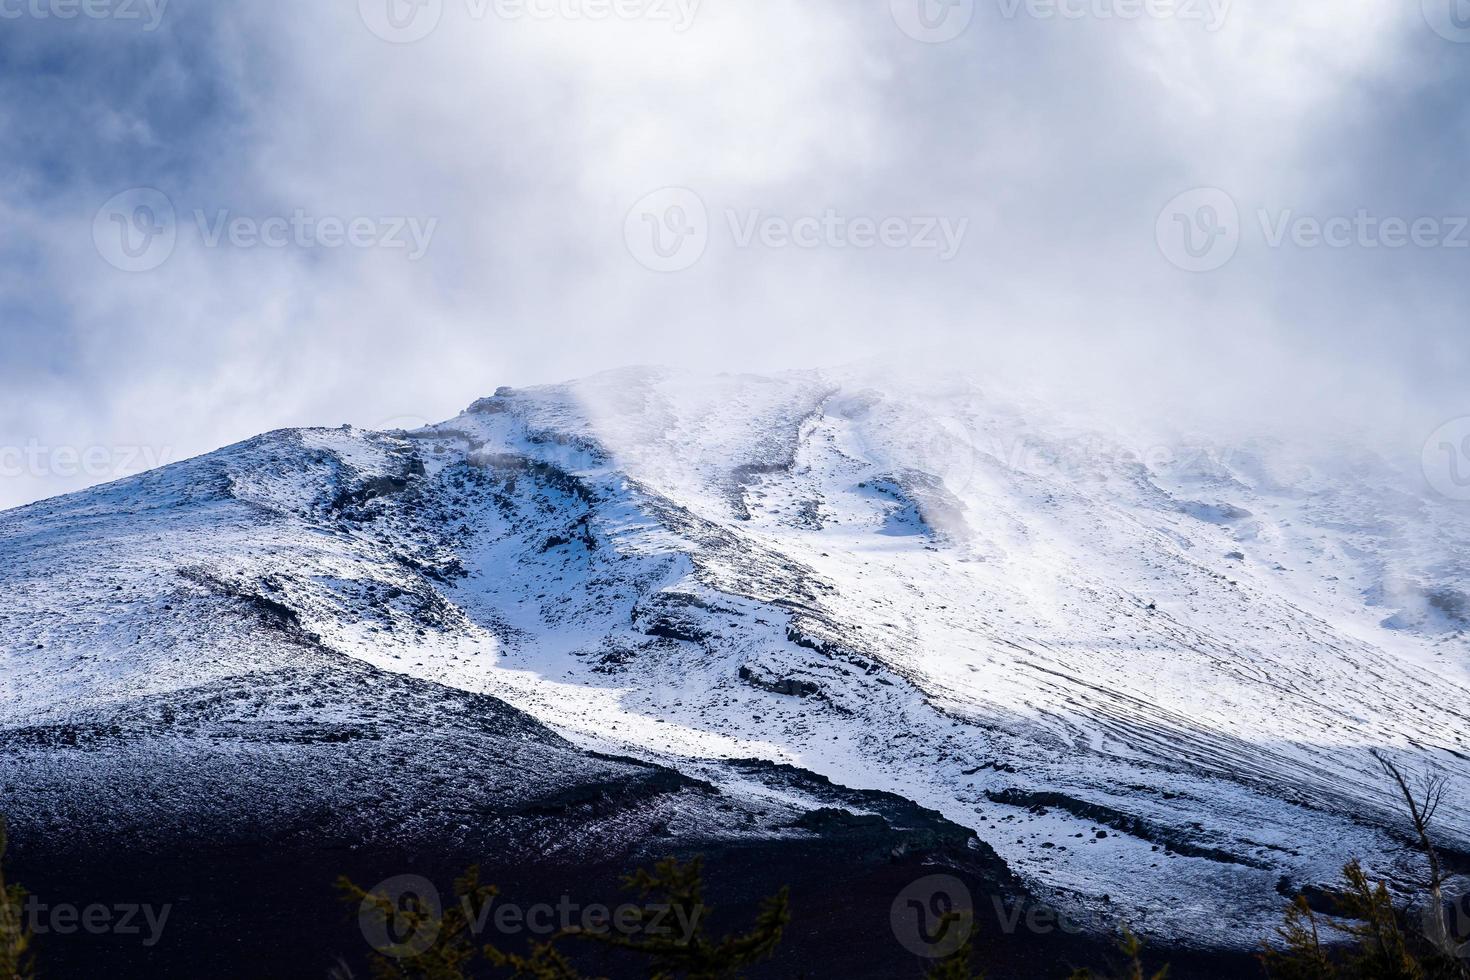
[4,366,1469,947]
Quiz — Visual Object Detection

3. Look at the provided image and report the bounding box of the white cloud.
[0,0,1461,510]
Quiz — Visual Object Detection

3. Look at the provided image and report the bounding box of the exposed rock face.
[4,366,1470,971]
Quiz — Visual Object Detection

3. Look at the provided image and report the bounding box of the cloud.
[1,0,1466,509]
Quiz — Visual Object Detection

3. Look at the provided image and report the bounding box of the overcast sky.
[2,0,1468,509]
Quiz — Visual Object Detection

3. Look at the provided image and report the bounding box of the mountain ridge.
[4,365,1470,954]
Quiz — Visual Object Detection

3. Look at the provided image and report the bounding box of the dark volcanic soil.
[9,830,1262,979]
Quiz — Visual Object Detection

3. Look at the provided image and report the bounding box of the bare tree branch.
[1373,749,1448,893]
[1371,749,1470,974]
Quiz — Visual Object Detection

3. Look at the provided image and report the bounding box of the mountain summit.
[4,367,1469,957]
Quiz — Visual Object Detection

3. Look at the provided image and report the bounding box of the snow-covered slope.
[4,366,1469,949]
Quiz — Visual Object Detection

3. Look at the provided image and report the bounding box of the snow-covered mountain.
[4,366,1470,957]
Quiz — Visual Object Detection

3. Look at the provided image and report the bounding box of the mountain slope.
[4,365,1469,953]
